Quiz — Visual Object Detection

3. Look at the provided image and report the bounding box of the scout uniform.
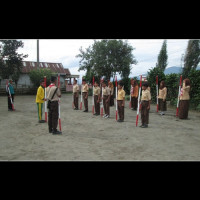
[178,83,190,119]
[82,83,89,111]
[46,83,61,133]
[141,88,151,126]
[109,84,114,106]
[36,85,45,121]
[117,87,126,121]
[102,86,111,117]
[7,82,15,111]
[131,84,138,110]
[158,87,167,113]
[73,83,79,109]
[93,86,101,115]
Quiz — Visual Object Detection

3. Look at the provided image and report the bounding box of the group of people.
[6,76,191,134]
[72,79,125,121]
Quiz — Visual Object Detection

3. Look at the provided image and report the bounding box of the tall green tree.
[76,39,137,83]
[156,40,168,72]
[183,39,200,78]
[0,40,28,86]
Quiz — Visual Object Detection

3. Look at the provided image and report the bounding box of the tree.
[0,40,28,85]
[183,40,200,78]
[29,68,55,87]
[146,67,166,103]
[76,39,137,83]
[156,40,168,71]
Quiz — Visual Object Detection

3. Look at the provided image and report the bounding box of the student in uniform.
[108,81,114,106]
[82,79,89,112]
[73,79,79,110]
[46,76,62,134]
[7,79,15,111]
[158,80,167,115]
[93,81,101,115]
[131,80,139,110]
[117,81,126,122]
[140,82,151,128]
[178,78,191,119]
[36,79,46,123]
[102,81,111,118]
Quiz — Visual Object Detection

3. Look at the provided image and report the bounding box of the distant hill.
[164,66,200,75]
[164,66,182,75]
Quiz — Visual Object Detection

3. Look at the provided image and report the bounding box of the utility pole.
[37,39,39,69]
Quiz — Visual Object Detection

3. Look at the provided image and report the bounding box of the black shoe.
[117,119,122,122]
[141,124,148,128]
[93,113,96,115]
[39,120,46,123]
[52,130,62,134]
[139,124,144,127]
[83,110,88,112]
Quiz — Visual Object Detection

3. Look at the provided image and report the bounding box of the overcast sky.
[17,39,189,78]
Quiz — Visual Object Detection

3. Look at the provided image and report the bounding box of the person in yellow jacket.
[36,79,46,123]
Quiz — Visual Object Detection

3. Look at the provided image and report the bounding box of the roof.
[21,61,71,75]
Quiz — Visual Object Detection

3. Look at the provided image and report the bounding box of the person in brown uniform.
[102,81,111,118]
[82,79,89,112]
[178,78,191,119]
[140,82,151,128]
[108,81,114,106]
[93,81,101,115]
[131,80,139,110]
[46,76,62,134]
[117,81,126,122]
[158,81,167,115]
[73,79,79,110]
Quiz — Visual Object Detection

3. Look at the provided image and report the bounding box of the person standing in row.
[82,79,89,112]
[108,81,114,106]
[46,76,62,135]
[36,79,46,123]
[131,80,138,110]
[140,82,151,128]
[93,81,101,116]
[158,81,167,115]
[73,79,79,110]
[117,82,126,122]
[178,78,191,119]
[7,79,15,111]
[102,81,111,118]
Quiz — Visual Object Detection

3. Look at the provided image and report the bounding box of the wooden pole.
[92,76,95,114]
[58,74,62,131]
[115,76,118,121]
[136,75,142,127]
[100,77,104,117]
[176,75,182,117]
[44,76,47,122]
[156,75,159,112]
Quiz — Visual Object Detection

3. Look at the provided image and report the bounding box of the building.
[0,61,79,89]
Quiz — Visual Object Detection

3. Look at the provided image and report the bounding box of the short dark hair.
[51,76,57,82]
[40,79,44,83]
[82,79,86,82]
[118,82,124,87]
[142,82,148,87]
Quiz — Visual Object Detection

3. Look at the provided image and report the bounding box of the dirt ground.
[0,94,200,161]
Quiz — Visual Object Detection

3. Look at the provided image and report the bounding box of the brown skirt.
[178,100,189,119]
[158,98,167,111]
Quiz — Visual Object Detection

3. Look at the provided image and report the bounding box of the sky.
[17,39,189,79]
